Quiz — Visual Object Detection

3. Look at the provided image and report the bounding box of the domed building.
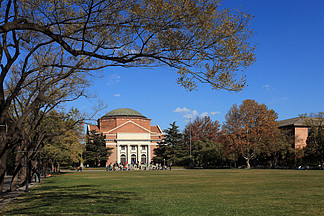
[87,108,164,165]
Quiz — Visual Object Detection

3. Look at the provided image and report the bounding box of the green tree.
[154,122,185,166]
[262,129,294,168]
[302,112,324,168]
[153,141,170,165]
[84,130,112,167]
[41,110,85,172]
[191,139,224,167]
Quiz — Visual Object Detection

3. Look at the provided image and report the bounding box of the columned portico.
[115,143,154,164]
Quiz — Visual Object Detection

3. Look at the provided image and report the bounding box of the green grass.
[1,169,324,215]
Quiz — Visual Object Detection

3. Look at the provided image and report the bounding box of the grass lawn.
[1,169,324,215]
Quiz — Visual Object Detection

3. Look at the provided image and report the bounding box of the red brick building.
[278,117,311,149]
[87,108,163,165]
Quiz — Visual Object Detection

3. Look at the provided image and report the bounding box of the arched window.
[141,154,146,164]
[131,154,136,164]
[120,154,126,164]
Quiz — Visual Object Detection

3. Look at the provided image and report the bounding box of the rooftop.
[102,108,146,118]
[278,117,324,127]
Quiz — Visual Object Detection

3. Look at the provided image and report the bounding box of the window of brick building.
[141,154,146,163]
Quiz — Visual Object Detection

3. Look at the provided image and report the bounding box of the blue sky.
[72,0,324,131]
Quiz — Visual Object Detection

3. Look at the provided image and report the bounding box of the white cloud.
[173,107,190,113]
[210,111,221,115]
[184,110,198,120]
[174,107,221,121]
[262,84,271,88]
[107,74,121,86]
[262,84,276,91]
[114,94,120,97]
[200,112,209,118]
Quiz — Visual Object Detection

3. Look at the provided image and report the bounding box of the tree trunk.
[0,146,10,194]
[19,156,27,186]
[10,163,22,192]
[274,156,279,168]
[43,166,47,179]
[10,145,24,191]
[1,115,25,194]
[245,157,251,169]
[0,116,8,194]
[10,172,19,192]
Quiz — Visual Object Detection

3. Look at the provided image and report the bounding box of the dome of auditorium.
[103,108,146,118]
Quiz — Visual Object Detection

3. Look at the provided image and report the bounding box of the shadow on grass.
[2,184,140,215]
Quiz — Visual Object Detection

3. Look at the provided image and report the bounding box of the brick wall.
[295,127,309,148]
[107,144,117,164]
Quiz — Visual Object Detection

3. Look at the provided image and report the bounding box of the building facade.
[87,108,163,165]
[278,117,311,149]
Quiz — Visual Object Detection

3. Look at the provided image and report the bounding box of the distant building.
[278,117,311,148]
[87,108,163,165]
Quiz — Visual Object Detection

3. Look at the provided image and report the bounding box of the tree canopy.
[84,130,112,167]
[0,0,255,94]
[302,112,324,169]
[184,116,221,142]
[223,99,279,169]
[183,116,223,166]
[154,122,185,166]
[41,109,85,170]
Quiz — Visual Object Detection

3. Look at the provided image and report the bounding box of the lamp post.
[80,145,84,168]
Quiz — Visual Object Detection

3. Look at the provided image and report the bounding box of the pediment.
[107,121,151,134]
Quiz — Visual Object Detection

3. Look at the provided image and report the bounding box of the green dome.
[103,108,146,118]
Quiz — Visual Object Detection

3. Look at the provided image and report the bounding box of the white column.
[116,143,120,164]
[137,145,139,163]
[127,145,131,164]
[147,144,150,164]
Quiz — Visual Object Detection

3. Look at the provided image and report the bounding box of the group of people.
[106,162,170,171]
[76,162,172,172]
